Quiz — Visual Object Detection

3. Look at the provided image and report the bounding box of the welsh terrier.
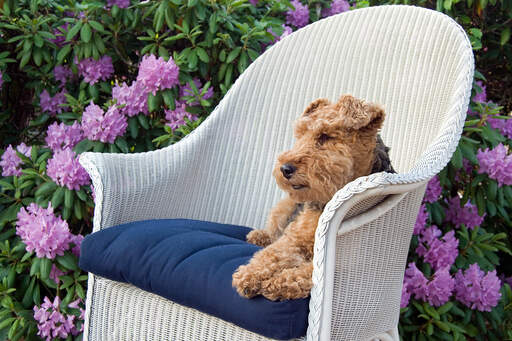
[232,94,394,301]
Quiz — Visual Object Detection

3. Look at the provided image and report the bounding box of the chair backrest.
[166,5,473,229]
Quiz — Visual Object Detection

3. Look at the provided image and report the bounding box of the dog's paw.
[232,265,262,298]
[246,229,272,247]
[260,268,313,301]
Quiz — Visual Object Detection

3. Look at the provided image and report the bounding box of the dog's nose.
[280,164,296,179]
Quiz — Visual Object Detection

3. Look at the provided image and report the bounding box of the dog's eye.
[317,134,332,145]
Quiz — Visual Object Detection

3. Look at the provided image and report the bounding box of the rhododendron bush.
[0,0,511,339]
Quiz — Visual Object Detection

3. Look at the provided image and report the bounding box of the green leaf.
[128,116,139,139]
[51,187,65,209]
[450,146,463,169]
[57,253,79,271]
[487,180,497,201]
[35,182,57,198]
[80,23,92,43]
[226,47,242,64]
[196,47,209,63]
[437,302,453,314]
[74,200,82,220]
[30,258,40,276]
[88,20,104,32]
[64,188,74,209]
[73,139,94,154]
[115,137,130,153]
[148,93,162,113]
[501,27,510,46]
[137,115,150,130]
[66,21,83,41]
[40,258,52,280]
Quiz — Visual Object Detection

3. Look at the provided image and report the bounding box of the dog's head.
[273,95,385,204]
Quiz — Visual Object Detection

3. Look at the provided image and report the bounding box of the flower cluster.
[107,0,130,8]
[0,143,31,177]
[423,176,442,203]
[50,23,69,47]
[45,122,83,152]
[33,296,82,341]
[488,116,512,139]
[416,226,459,271]
[402,263,454,307]
[445,196,485,229]
[286,0,309,28]
[76,55,114,85]
[455,263,502,312]
[54,65,73,87]
[165,101,198,131]
[82,102,127,143]
[46,148,90,190]
[477,143,512,186]
[40,90,68,115]
[112,81,149,117]
[16,203,79,259]
[321,0,350,18]
[136,54,180,95]
[413,203,428,235]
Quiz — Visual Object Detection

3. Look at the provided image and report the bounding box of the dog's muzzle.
[280,164,296,179]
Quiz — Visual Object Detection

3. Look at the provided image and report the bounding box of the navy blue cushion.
[79,219,309,340]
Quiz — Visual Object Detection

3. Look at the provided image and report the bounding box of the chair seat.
[79,219,309,340]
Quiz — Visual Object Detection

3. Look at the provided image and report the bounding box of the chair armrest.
[307,172,427,340]
[79,144,192,232]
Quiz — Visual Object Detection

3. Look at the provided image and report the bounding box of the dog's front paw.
[246,229,272,247]
[232,265,262,298]
[261,267,313,301]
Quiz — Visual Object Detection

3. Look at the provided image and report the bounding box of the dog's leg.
[233,207,320,299]
[246,196,297,247]
[261,262,313,300]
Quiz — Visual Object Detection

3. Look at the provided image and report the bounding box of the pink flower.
[286,0,309,28]
[445,196,485,230]
[400,284,411,308]
[40,90,69,115]
[137,55,180,95]
[472,81,487,103]
[165,101,198,131]
[426,267,455,307]
[107,0,130,8]
[477,143,512,186]
[416,226,459,271]
[112,80,150,116]
[321,0,349,17]
[54,65,73,87]
[0,143,31,177]
[46,148,90,190]
[16,203,72,259]
[34,296,77,341]
[82,102,127,143]
[76,55,114,85]
[455,263,502,312]
[50,264,65,284]
[413,204,428,235]
[423,176,442,203]
[45,122,83,152]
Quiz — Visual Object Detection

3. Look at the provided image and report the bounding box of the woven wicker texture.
[88,277,298,341]
[79,5,473,341]
[330,188,424,340]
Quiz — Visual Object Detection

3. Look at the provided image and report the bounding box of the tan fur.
[232,94,385,301]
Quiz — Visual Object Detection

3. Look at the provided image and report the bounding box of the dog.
[232,94,394,301]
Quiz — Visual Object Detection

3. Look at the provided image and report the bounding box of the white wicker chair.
[79,5,474,341]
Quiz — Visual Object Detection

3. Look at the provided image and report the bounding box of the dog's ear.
[302,98,330,117]
[335,94,385,132]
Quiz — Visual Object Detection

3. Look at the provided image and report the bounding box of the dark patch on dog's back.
[372,135,395,174]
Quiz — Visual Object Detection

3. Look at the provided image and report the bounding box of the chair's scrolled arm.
[307,172,427,340]
[79,148,184,231]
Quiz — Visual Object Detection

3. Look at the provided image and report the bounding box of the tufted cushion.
[79,219,309,340]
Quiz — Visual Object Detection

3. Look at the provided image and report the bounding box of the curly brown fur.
[233,94,392,301]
